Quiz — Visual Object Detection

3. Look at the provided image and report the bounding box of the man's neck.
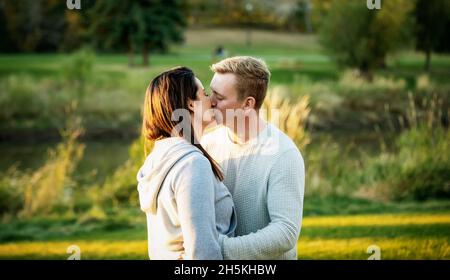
[229,116,267,144]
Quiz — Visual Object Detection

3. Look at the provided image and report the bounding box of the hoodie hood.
[137,137,201,214]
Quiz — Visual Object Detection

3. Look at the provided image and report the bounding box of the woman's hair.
[142,66,223,181]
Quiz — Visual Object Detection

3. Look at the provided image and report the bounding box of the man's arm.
[219,149,305,259]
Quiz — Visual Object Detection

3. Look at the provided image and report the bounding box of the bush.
[391,126,450,200]
[19,110,85,218]
[98,136,151,209]
[0,166,25,216]
[0,108,85,219]
[62,47,95,100]
[338,70,406,94]
[0,75,49,121]
[357,126,450,201]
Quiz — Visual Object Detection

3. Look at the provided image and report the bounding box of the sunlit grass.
[1,213,448,260]
[298,237,450,260]
[0,241,148,260]
[302,213,450,227]
[298,214,450,259]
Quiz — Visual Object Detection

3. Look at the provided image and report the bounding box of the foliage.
[20,107,85,218]
[97,136,151,209]
[356,92,450,201]
[0,0,88,52]
[319,0,414,75]
[0,104,85,218]
[0,165,24,216]
[263,87,311,150]
[414,0,450,70]
[88,0,186,66]
[63,47,95,100]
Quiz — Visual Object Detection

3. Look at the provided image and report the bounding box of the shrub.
[0,165,25,216]
[98,136,152,209]
[62,47,95,100]
[390,126,450,200]
[359,126,450,201]
[19,109,85,218]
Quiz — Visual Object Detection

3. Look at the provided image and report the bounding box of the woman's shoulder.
[178,150,211,167]
[170,151,215,182]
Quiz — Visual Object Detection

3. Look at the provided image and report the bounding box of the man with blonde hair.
[201,56,305,259]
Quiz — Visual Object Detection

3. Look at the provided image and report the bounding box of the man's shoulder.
[263,123,302,157]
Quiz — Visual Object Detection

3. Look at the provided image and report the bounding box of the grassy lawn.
[0,199,449,260]
[1,29,448,86]
[0,212,448,260]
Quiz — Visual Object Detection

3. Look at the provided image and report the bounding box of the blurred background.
[0,0,449,259]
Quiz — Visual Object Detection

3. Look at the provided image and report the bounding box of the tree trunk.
[359,62,373,82]
[424,48,431,72]
[377,55,387,69]
[128,46,135,67]
[143,43,150,67]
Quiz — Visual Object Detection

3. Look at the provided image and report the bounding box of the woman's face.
[191,77,215,132]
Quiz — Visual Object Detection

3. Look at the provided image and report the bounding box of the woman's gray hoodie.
[137,137,236,260]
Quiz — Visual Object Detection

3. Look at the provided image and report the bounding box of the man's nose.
[210,96,217,108]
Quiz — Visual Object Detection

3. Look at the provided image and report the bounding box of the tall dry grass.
[20,104,85,218]
[263,86,311,150]
[0,103,85,219]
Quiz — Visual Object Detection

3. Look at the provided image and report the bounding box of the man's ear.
[243,96,256,110]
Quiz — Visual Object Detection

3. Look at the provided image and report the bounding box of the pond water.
[0,130,396,186]
[0,139,133,185]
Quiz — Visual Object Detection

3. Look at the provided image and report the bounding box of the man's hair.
[210,56,270,109]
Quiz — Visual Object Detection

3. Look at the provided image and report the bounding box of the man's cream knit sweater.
[201,123,305,260]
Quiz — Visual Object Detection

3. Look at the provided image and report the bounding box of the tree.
[415,0,450,71]
[0,0,88,52]
[319,0,414,78]
[89,0,186,67]
[0,0,15,52]
[309,0,333,32]
[0,0,67,52]
[288,0,313,33]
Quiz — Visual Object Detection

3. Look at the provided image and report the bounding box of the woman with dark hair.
[137,67,236,260]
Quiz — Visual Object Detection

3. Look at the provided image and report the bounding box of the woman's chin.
[202,120,219,133]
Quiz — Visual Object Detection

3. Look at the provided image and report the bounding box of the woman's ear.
[188,99,195,112]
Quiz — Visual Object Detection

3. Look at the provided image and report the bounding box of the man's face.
[209,73,244,126]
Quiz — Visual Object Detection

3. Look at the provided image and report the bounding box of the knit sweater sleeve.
[173,154,222,260]
[219,148,305,259]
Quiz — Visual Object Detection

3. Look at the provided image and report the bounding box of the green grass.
[0,199,449,259]
[0,29,448,85]
[0,210,449,259]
